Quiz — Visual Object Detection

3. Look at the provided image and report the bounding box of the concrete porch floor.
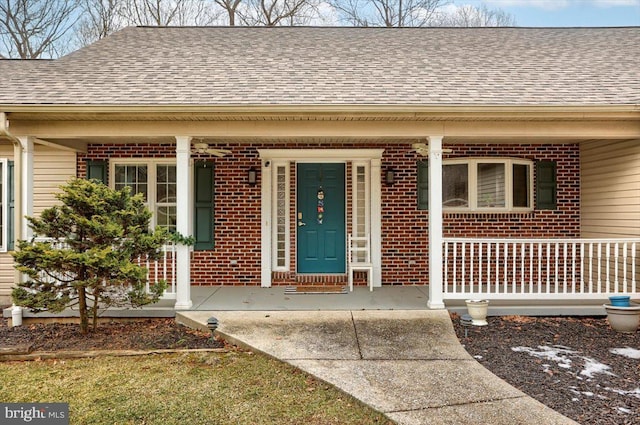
[186,285,609,316]
[4,285,610,321]
[189,285,431,311]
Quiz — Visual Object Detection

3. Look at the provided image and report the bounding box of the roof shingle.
[1,26,638,106]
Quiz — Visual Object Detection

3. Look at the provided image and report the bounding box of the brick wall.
[78,142,580,286]
[382,143,580,285]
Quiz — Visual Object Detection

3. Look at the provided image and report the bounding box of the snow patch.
[512,345,575,369]
[610,347,640,359]
[568,387,594,397]
[512,345,616,379]
[581,357,614,379]
[605,387,640,399]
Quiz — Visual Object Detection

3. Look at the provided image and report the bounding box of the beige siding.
[581,140,640,238]
[0,144,76,302]
[33,146,76,215]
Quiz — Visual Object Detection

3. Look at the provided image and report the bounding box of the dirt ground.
[452,314,640,425]
[0,317,223,351]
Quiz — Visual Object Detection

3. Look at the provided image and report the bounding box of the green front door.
[296,163,346,273]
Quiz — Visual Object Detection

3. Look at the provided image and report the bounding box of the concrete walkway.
[177,310,579,425]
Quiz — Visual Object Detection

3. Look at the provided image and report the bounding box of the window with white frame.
[443,158,533,212]
[0,159,6,251]
[353,164,368,238]
[272,163,289,270]
[112,160,177,231]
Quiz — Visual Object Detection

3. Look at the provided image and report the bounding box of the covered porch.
[3,109,639,311]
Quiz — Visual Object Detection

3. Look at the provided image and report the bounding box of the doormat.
[285,285,348,295]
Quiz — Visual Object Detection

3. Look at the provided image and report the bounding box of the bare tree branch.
[0,0,79,58]
[122,0,218,26]
[75,0,125,46]
[214,0,243,25]
[329,0,448,27]
[434,4,516,27]
[239,0,320,26]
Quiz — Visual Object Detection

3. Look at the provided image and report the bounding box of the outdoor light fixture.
[248,167,257,185]
[207,316,219,332]
[385,168,395,185]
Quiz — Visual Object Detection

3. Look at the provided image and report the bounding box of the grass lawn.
[0,351,391,425]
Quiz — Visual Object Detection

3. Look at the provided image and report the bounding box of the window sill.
[444,211,535,219]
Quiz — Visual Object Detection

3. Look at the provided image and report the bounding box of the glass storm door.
[296,163,346,273]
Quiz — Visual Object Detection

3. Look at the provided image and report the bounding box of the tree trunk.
[92,287,100,331]
[77,286,89,335]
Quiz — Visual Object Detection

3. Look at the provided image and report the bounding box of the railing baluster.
[554,242,559,294]
[512,242,517,292]
[589,242,600,293]
[503,242,508,294]
[562,242,567,294]
[579,242,584,294]
[571,242,576,293]
[632,242,637,294]
[520,242,525,294]
[452,242,457,294]
[495,242,500,293]
[606,243,611,293]
[162,245,168,291]
[614,242,619,293]
[470,242,475,294]
[529,242,534,294]
[171,243,177,294]
[597,243,602,293]
[546,243,551,294]
[444,241,450,294]
[486,242,491,294]
[537,242,542,294]
[622,242,628,292]
[478,242,483,295]
[502,242,509,293]
[462,242,466,294]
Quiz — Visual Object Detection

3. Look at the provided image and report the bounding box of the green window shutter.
[86,160,108,184]
[194,161,214,250]
[8,161,14,250]
[536,161,557,210]
[417,160,429,210]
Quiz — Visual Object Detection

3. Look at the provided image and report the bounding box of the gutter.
[1,104,639,121]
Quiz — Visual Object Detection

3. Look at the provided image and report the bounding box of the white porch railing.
[443,238,640,300]
[31,238,177,299]
[138,242,177,299]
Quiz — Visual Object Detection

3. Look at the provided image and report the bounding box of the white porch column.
[175,136,193,309]
[260,159,272,287]
[370,158,383,288]
[427,136,445,309]
[18,136,34,240]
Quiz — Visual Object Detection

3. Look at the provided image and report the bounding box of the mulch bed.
[0,317,224,352]
[452,314,640,425]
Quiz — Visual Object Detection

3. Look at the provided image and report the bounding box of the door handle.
[298,221,306,227]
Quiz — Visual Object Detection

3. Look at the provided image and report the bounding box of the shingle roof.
[1,26,638,106]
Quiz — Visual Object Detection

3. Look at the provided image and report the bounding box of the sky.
[455,0,640,26]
